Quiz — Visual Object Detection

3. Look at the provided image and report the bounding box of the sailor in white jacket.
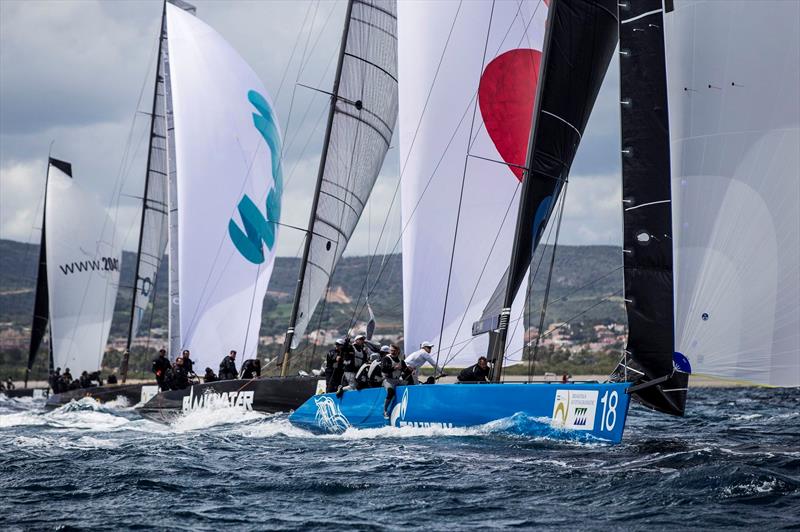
[404,341,443,384]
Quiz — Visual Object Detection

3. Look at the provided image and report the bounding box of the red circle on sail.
[478,48,542,182]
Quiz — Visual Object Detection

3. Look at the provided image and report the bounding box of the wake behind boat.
[44,383,147,411]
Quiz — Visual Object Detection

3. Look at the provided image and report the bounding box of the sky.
[0,0,623,258]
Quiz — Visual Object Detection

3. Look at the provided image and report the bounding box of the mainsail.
[44,158,121,375]
[617,0,685,414]
[165,3,282,372]
[399,0,548,367]
[284,0,399,354]
[125,2,170,358]
[665,0,799,386]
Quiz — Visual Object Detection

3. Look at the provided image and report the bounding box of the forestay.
[665,0,800,386]
[290,0,399,348]
[399,0,548,365]
[45,159,121,375]
[166,4,282,370]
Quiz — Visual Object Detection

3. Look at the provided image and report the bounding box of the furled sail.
[617,0,686,415]
[165,3,282,371]
[287,0,399,350]
[45,159,121,375]
[399,0,548,366]
[473,0,619,371]
[126,5,170,351]
[665,0,800,386]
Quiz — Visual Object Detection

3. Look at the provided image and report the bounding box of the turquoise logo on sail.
[228,90,283,264]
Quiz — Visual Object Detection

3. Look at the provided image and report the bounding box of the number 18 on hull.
[289,382,632,443]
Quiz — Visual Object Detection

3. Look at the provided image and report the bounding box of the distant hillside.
[0,238,626,377]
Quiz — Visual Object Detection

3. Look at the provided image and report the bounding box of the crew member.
[49,368,61,393]
[203,367,218,383]
[79,371,93,388]
[352,334,374,368]
[181,350,194,374]
[169,356,190,390]
[457,356,490,383]
[325,339,346,393]
[336,338,359,397]
[152,349,171,390]
[380,344,407,419]
[219,350,239,380]
[107,374,118,384]
[5,377,15,390]
[240,359,261,379]
[404,341,444,384]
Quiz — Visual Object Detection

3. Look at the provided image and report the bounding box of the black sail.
[474,0,619,379]
[616,0,687,415]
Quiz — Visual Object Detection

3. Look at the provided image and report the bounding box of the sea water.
[0,387,797,530]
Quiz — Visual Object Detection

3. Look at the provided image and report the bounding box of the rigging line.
[274,0,314,105]
[503,289,625,361]
[242,260,263,360]
[528,180,568,382]
[298,0,341,77]
[436,0,497,369]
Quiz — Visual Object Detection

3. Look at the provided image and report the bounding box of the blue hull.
[289,381,632,443]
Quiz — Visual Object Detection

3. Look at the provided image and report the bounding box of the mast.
[483,0,619,381]
[122,1,168,383]
[487,0,557,383]
[26,159,54,388]
[280,0,356,376]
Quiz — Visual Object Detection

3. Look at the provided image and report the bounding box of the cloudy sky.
[0,0,622,258]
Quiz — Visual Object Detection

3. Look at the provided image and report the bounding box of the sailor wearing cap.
[404,341,444,384]
[352,334,375,368]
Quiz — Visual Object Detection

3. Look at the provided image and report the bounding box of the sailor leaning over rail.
[404,341,444,384]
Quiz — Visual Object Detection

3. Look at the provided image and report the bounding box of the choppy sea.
[1,387,798,530]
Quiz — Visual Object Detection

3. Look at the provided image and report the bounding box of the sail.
[165,4,282,371]
[399,0,548,366]
[617,0,686,415]
[665,1,800,386]
[289,0,399,348]
[45,159,121,375]
[474,0,619,349]
[127,9,170,347]
[27,176,51,373]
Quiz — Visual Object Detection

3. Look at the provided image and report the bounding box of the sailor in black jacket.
[380,344,407,419]
[152,349,171,390]
[457,356,491,383]
[219,350,239,380]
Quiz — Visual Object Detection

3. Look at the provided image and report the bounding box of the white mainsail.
[665,0,800,386]
[165,3,282,371]
[45,160,121,375]
[398,0,548,365]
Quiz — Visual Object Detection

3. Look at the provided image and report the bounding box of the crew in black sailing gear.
[169,357,190,390]
[355,353,383,389]
[352,334,375,368]
[107,374,118,384]
[79,371,93,388]
[219,350,238,380]
[325,339,346,393]
[336,338,359,397]
[381,344,407,419]
[5,377,15,390]
[203,368,218,383]
[240,359,261,379]
[152,349,171,390]
[181,350,194,374]
[457,356,491,383]
[48,368,61,393]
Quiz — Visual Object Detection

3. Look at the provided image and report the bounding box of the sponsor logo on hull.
[551,389,598,431]
[181,386,254,412]
[390,388,454,429]
[313,395,350,432]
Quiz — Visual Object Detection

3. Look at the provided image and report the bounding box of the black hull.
[1,388,50,400]
[137,375,321,423]
[44,383,151,410]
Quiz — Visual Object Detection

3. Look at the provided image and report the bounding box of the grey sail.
[288,0,398,349]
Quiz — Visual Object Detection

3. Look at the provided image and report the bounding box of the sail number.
[599,390,618,431]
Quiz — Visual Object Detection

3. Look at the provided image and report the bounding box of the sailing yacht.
[19,157,123,406]
[139,0,398,420]
[289,0,800,442]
